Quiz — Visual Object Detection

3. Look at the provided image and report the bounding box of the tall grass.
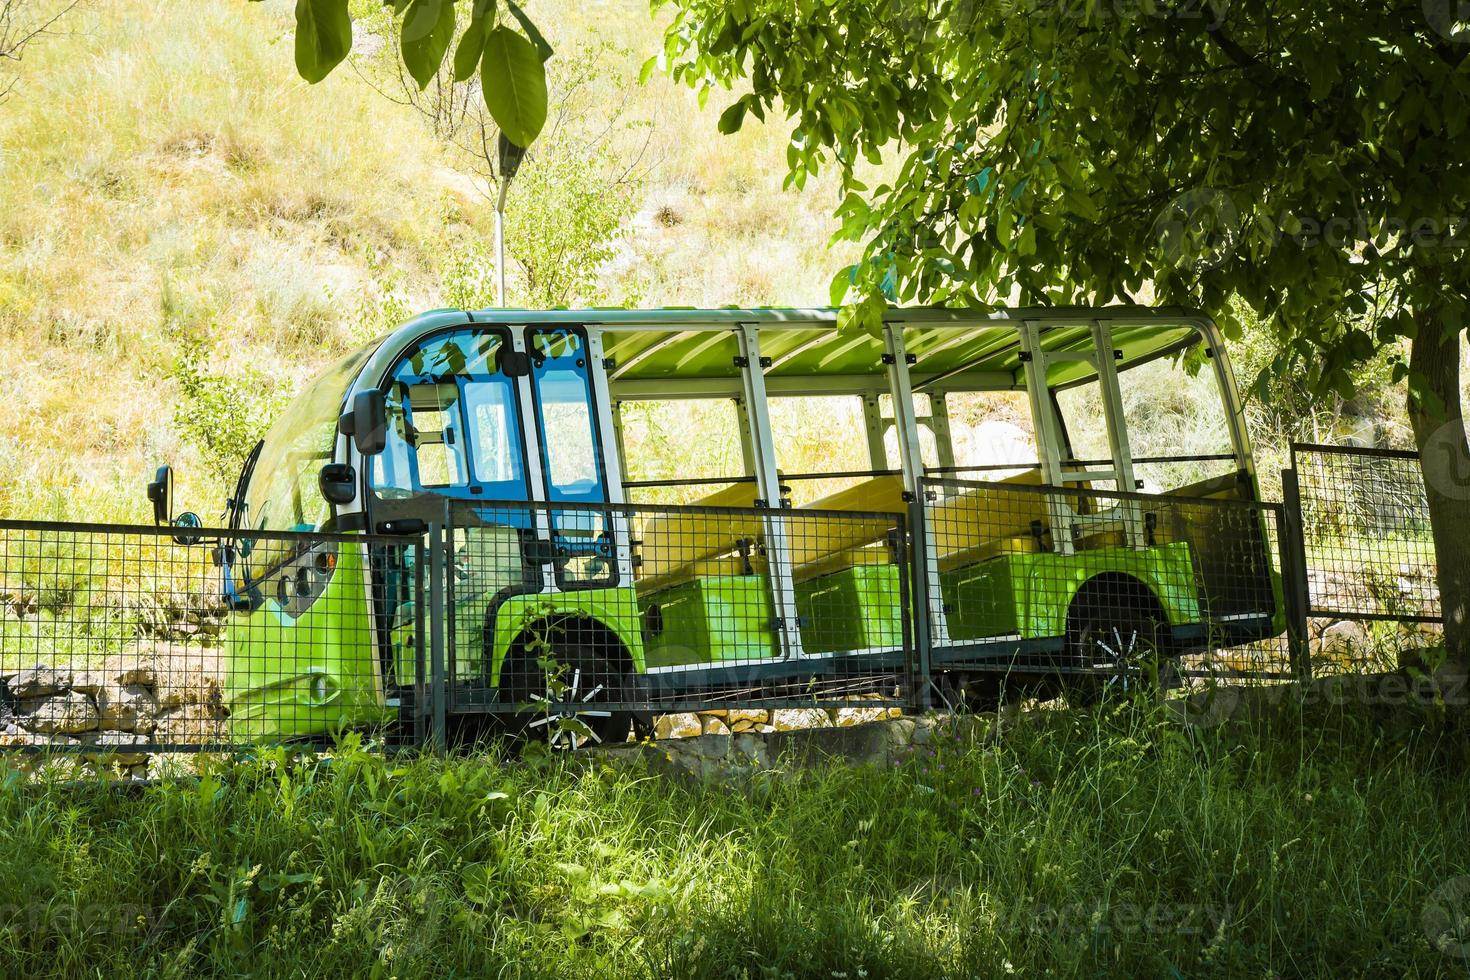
[0,703,1465,976]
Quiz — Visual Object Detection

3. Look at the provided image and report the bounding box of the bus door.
[365,327,536,689]
[524,326,618,588]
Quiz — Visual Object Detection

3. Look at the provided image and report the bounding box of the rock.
[95,684,159,734]
[7,666,72,699]
[17,692,98,734]
[834,706,892,727]
[153,704,229,743]
[653,712,701,739]
[730,732,771,768]
[770,708,831,731]
[699,716,730,736]
[723,708,772,733]
[69,671,106,696]
[101,656,157,689]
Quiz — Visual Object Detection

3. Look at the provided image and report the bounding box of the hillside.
[0,0,864,521]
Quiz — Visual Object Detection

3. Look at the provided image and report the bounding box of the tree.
[351,13,649,307]
[262,0,553,149]
[658,1,1470,667]
[0,0,76,103]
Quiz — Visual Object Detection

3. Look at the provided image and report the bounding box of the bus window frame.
[525,324,618,591]
[369,325,533,505]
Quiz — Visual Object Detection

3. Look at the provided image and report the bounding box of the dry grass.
[0,0,865,522]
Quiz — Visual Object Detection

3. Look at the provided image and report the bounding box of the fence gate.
[1283,443,1444,676]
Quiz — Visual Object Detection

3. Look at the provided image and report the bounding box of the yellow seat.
[788,476,906,581]
[930,470,1052,569]
[634,483,765,595]
[792,544,894,584]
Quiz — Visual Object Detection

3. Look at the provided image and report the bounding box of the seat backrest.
[634,482,764,581]
[788,475,906,572]
[929,470,1050,560]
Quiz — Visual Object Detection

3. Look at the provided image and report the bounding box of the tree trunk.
[1408,318,1470,671]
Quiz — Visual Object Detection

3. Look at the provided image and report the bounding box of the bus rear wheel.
[500,640,635,749]
[1063,604,1173,707]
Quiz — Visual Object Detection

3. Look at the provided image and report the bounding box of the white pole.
[495,178,509,307]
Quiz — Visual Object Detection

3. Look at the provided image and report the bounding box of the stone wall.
[0,658,229,776]
[594,712,1003,783]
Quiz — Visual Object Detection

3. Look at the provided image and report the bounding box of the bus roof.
[373,305,1213,394]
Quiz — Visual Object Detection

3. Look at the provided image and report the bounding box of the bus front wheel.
[499,639,636,749]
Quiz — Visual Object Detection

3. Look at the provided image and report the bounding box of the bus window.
[1055,352,1237,494]
[529,327,613,587]
[530,329,605,503]
[770,395,871,505]
[370,328,527,501]
[1053,380,1117,488]
[406,383,465,489]
[617,398,744,506]
[1115,355,1237,493]
[466,380,521,488]
[943,390,1039,479]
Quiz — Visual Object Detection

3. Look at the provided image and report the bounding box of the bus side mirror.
[338,389,387,456]
[147,466,174,526]
[319,463,357,505]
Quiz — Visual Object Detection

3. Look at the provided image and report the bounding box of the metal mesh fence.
[0,445,1448,759]
[1289,444,1443,675]
[0,520,423,770]
[441,499,915,747]
[918,477,1296,697]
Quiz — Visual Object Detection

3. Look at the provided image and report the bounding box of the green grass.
[0,703,1467,977]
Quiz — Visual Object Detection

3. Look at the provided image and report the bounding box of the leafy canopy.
[261,0,552,147]
[658,1,1470,395]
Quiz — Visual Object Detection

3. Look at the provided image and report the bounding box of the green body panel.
[226,544,392,740]
[941,541,1203,643]
[639,575,778,667]
[795,564,904,653]
[486,587,646,686]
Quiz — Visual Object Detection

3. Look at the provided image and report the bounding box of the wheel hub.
[526,667,613,750]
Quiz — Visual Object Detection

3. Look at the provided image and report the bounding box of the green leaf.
[294,0,352,84]
[638,55,658,86]
[506,1,553,62]
[717,98,748,135]
[453,0,496,82]
[480,26,549,147]
[836,292,886,339]
[401,0,456,90]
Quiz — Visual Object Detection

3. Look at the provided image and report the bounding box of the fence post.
[1279,467,1312,681]
[427,520,448,752]
[906,498,934,711]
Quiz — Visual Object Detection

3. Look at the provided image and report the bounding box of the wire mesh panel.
[1289,443,1443,674]
[1292,444,1438,621]
[0,520,423,770]
[917,478,1294,689]
[439,498,914,745]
